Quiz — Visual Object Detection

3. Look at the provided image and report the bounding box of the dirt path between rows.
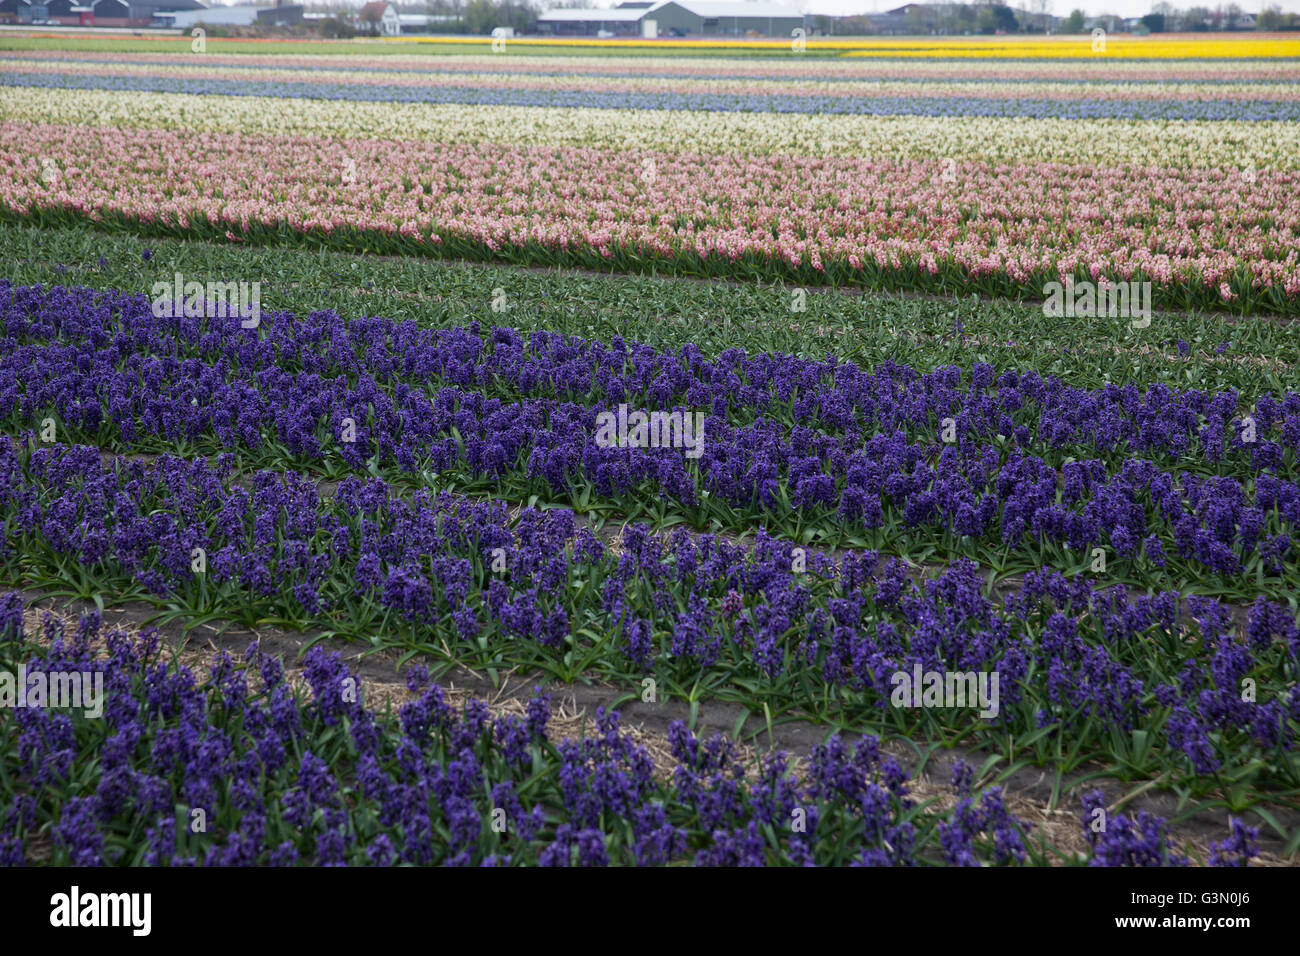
[13,585,1298,865]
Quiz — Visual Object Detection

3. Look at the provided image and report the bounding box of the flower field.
[3,45,1300,311]
[0,29,1298,878]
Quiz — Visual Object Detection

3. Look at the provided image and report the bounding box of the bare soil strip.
[14,588,1297,864]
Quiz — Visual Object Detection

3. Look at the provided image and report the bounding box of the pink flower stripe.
[3,48,1297,83]
[4,122,1298,305]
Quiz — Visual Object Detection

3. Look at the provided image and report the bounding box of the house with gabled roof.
[89,0,205,27]
[359,0,399,36]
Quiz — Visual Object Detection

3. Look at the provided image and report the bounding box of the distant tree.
[427,0,463,21]
[933,3,977,33]
[1029,0,1052,33]
[461,0,536,34]
[975,4,1016,32]
[1184,5,1210,30]
[1257,4,1283,29]
[318,16,357,37]
[1140,12,1164,31]
[1253,4,1300,29]
[1061,8,1085,32]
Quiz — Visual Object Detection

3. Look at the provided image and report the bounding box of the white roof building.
[536,7,647,22]
[165,3,301,26]
[538,1,805,36]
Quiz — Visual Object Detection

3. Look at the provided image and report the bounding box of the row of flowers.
[6,283,1295,472]
[3,598,1258,866]
[6,49,1299,82]
[4,124,1298,311]
[6,88,1292,172]
[7,57,1299,105]
[830,34,1300,58]
[404,32,1300,58]
[1,439,1297,795]
[3,285,1298,586]
[6,70,1299,122]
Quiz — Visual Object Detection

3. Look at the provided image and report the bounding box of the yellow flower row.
[844,38,1300,59]
[388,33,1300,59]
[6,86,1297,171]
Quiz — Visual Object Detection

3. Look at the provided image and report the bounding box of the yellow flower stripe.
[385,33,1300,59]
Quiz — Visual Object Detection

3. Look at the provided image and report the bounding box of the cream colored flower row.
[4,87,1296,171]
[6,57,1297,102]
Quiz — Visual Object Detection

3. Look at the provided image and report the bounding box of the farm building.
[88,0,208,27]
[537,5,646,37]
[358,0,400,36]
[12,0,44,21]
[397,13,457,32]
[164,3,303,28]
[538,1,804,38]
[14,0,94,22]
